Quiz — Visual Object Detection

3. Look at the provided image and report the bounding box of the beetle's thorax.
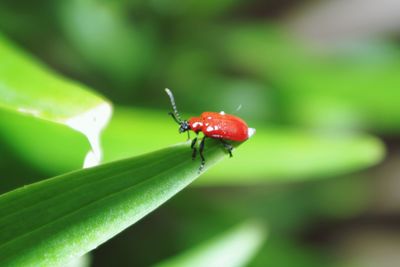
[188,117,203,132]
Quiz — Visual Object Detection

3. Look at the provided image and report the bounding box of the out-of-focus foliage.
[153,221,266,267]
[59,0,155,87]
[0,0,399,266]
[224,24,400,132]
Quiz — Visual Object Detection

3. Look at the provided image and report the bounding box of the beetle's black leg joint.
[199,136,206,172]
[191,136,198,148]
[220,139,233,158]
[191,136,198,160]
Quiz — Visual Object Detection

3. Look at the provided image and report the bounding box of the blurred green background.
[1,0,400,266]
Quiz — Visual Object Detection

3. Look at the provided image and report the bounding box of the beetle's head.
[179,120,190,133]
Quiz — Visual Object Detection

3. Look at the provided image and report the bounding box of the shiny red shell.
[188,112,249,141]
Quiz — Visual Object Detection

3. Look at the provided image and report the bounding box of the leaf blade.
[153,221,266,267]
[0,140,231,266]
[0,33,110,123]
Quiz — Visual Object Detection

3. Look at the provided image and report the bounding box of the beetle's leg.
[220,139,233,158]
[191,135,198,160]
[199,136,206,172]
[187,131,191,140]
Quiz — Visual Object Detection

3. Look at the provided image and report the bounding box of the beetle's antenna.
[165,88,182,123]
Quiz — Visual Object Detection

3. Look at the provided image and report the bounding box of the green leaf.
[0,107,384,187]
[0,33,112,168]
[0,33,111,124]
[153,221,266,267]
[247,237,328,267]
[0,140,234,266]
[64,254,91,267]
[200,129,384,185]
[0,109,89,176]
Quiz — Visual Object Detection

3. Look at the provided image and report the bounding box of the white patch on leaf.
[65,103,113,168]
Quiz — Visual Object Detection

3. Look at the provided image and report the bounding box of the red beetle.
[165,88,255,171]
